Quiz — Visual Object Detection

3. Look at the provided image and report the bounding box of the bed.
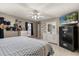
[0,36,54,56]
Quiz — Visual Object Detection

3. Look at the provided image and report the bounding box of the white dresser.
[20,31,31,37]
[20,31,28,36]
[4,31,19,38]
[4,31,31,38]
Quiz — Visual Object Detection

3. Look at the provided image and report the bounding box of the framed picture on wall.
[48,24,55,33]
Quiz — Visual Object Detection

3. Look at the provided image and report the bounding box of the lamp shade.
[0,23,4,29]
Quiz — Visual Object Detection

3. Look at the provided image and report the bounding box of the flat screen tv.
[60,12,78,25]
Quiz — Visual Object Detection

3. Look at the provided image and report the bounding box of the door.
[25,22,33,36]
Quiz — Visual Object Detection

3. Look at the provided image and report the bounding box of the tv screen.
[60,12,78,24]
[65,12,78,21]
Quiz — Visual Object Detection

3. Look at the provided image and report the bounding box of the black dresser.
[59,24,78,51]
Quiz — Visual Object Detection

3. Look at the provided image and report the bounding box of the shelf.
[61,21,78,25]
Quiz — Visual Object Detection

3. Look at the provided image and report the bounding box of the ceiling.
[0,3,79,21]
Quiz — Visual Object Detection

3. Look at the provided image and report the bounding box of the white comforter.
[0,36,54,56]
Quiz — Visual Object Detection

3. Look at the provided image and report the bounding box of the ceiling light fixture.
[32,10,40,20]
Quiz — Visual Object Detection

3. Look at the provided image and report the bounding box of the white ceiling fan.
[26,10,46,20]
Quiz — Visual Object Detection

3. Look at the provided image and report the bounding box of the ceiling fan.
[26,10,45,20]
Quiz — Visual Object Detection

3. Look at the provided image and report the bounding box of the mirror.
[48,24,55,33]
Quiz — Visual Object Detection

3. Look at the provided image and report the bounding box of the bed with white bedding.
[0,36,54,56]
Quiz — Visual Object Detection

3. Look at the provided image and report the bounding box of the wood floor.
[50,44,79,56]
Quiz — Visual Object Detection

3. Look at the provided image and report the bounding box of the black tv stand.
[59,24,78,51]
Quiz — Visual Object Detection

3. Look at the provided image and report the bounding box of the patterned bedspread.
[0,36,54,56]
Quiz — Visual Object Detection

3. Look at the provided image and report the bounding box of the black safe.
[59,24,78,51]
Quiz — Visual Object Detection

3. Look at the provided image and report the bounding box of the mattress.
[0,36,54,56]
